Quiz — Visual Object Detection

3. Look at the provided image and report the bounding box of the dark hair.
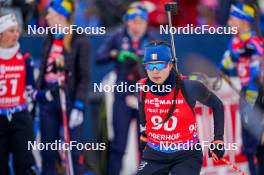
[142,40,182,123]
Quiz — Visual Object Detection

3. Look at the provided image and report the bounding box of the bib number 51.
[0,79,18,96]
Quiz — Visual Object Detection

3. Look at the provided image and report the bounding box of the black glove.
[50,84,60,98]
[44,84,60,102]
[208,140,225,161]
[139,134,148,151]
[238,44,256,57]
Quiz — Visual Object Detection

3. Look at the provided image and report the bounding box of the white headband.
[0,14,18,33]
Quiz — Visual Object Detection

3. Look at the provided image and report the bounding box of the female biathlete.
[0,13,56,175]
[137,41,225,175]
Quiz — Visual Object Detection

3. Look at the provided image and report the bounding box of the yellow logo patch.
[62,0,73,12]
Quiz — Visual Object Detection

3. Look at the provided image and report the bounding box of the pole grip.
[166,10,178,71]
[164,1,177,15]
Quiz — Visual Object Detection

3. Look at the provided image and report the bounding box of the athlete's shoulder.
[22,52,30,60]
[19,50,34,67]
[247,35,264,55]
[137,78,147,103]
[102,26,126,44]
[109,26,126,37]
[182,78,207,93]
[17,49,31,62]
[248,32,263,43]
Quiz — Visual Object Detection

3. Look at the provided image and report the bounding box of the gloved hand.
[208,140,225,161]
[117,50,143,62]
[54,54,65,71]
[44,84,60,102]
[26,85,59,104]
[139,134,148,151]
[238,43,256,57]
[69,100,84,129]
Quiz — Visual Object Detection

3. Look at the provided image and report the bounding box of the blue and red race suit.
[138,73,224,153]
[220,31,264,105]
[140,78,198,147]
[0,49,50,116]
[0,51,27,108]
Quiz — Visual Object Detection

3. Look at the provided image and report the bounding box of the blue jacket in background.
[96,26,156,81]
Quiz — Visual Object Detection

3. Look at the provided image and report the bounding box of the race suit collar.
[147,71,176,96]
[0,43,20,60]
[239,30,255,41]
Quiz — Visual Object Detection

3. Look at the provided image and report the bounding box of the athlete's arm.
[137,90,148,150]
[96,30,119,64]
[25,57,55,103]
[74,35,90,105]
[184,79,224,140]
[247,37,264,86]
[25,56,36,89]
[220,40,236,76]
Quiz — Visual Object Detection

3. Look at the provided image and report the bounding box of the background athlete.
[0,13,56,175]
[96,5,155,175]
[220,3,264,174]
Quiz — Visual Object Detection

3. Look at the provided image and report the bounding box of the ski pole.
[218,70,241,95]
[58,72,74,175]
[163,0,178,72]
[210,151,246,175]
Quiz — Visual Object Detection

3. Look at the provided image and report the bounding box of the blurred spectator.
[135,0,167,27]
[92,0,132,27]
[216,0,235,25]
[75,0,102,27]
[201,0,218,8]
[173,0,199,26]
[0,0,23,28]
[197,0,219,26]
[36,0,50,27]
[137,0,199,27]
[0,0,37,30]
[37,0,90,174]
[96,5,156,175]
[220,3,264,174]
[12,0,37,27]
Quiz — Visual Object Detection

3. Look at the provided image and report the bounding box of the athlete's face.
[127,17,148,37]
[0,25,20,48]
[227,16,250,33]
[46,8,68,28]
[145,62,172,84]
